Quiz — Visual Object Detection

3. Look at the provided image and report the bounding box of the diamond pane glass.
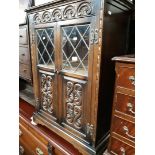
[62,24,90,75]
[36,28,55,69]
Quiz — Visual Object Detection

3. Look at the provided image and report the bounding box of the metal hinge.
[32,33,35,44]
[86,123,94,137]
[35,98,40,111]
[90,29,99,44]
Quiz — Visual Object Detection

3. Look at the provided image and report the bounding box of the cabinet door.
[34,24,58,121]
[35,26,56,70]
[57,17,95,143]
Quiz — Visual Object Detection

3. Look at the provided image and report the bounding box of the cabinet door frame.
[56,17,95,142]
[30,20,59,121]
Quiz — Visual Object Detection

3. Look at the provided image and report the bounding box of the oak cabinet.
[26,0,134,154]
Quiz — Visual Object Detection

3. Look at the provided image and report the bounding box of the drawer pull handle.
[22,53,25,56]
[129,76,135,85]
[36,147,44,155]
[48,142,54,155]
[19,129,22,136]
[19,145,24,154]
[23,69,27,72]
[127,102,135,114]
[123,126,135,139]
[20,35,23,38]
[120,147,126,155]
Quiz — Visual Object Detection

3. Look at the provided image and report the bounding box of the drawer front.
[112,116,135,142]
[19,63,31,80]
[19,141,34,155]
[115,93,135,117]
[19,124,49,155]
[117,66,135,90]
[109,137,135,155]
[19,27,28,45]
[19,47,30,64]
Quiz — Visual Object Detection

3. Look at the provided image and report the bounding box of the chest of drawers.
[19,25,32,82]
[19,99,82,155]
[106,55,135,155]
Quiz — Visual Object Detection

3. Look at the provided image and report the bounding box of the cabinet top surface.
[112,54,135,63]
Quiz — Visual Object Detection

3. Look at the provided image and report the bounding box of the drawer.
[19,63,31,80]
[19,27,28,45]
[112,116,135,142]
[115,93,135,117]
[19,124,49,155]
[19,141,33,155]
[19,117,29,130]
[19,47,30,64]
[117,65,135,90]
[109,137,135,155]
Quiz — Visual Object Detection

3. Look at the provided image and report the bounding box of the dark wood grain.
[108,137,135,155]
[117,63,135,90]
[19,63,31,80]
[19,1,34,104]
[25,0,135,154]
[20,123,49,155]
[115,92,135,118]
[112,116,135,142]
[107,55,135,154]
[19,99,82,155]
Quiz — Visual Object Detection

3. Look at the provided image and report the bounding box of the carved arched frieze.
[42,11,51,23]
[33,13,42,24]
[77,2,92,16]
[63,5,76,19]
[52,9,62,21]
[33,2,93,24]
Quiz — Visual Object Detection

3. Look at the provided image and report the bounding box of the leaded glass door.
[34,24,58,121]
[61,24,90,76]
[36,27,55,70]
[57,18,95,142]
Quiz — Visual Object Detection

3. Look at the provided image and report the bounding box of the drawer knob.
[36,147,44,155]
[129,76,135,85]
[19,35,23,38]
[19,145,24,155]
[22,53,25,56]
[48,142,54,155]
[127,102,135,114]
[19,129,22,136]
[120,147,126,155]
[23,69,27,72]
[123,126,135,139]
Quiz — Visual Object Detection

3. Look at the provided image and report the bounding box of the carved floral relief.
[66,81,83,130]
[41,73,54,114]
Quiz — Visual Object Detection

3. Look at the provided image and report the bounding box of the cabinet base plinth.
[33,112,109,155]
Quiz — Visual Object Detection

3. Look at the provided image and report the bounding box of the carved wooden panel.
[66,81,83,129]
[40,72,55,115]
[62,76,87,135]
[33,1,93,24]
